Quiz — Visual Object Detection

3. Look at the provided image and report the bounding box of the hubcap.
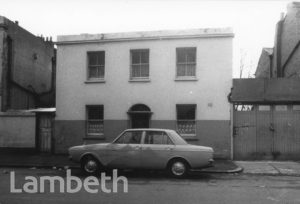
[171,162,186,176]
[84,160,98,173]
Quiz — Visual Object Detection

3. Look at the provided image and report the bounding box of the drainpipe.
[276,13,284,77]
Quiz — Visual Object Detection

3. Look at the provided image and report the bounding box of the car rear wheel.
[81,155,101,175]
[168,159,189,178]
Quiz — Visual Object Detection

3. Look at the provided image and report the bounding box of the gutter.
[56,33,235,45]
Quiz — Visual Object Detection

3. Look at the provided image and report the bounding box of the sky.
[0,0,293,77]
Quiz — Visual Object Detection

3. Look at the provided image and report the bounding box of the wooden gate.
[233,105,300,160]
[37,113,54,153]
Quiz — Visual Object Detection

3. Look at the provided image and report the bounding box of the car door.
[106,130,143,169]
[140,131,174,169]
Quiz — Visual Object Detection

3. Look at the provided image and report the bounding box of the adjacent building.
[230,2,300,160]
[55,28,234,158]
[0,16,55,110]
[0,16,55,151]
[255,2,300,78]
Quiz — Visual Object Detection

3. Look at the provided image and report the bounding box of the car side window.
[114,131,143,144]
[144,131,173,145]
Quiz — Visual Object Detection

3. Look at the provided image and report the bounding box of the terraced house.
[55,28,234,158]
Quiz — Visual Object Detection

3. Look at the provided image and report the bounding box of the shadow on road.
[69,168,215,181]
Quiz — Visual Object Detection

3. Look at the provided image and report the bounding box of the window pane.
[89,66,98,78]
[177,64,186,77]
[88,106,103,120]
[88,52,105,66]
[186,64,195,76]
[177,49,186,63]
[98,52,105,65]
[177,105,196,120]
[141,51,149,63]
[123,131,143,144]
[131,51,140,64]
[140,64,149,77]
[88,53,98,65]
[186,48,196,62]
[131,65,141,77]
[98,66,105,78]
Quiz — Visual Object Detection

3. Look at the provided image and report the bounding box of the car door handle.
[165,147,173,151]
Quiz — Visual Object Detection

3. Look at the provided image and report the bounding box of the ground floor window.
[176,104,196,136]
[86,105,104,136]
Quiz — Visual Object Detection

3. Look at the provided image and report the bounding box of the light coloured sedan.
[69,129,214,178]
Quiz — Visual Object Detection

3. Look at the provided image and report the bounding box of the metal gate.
[233,105,300,160]
[37,113,53,153]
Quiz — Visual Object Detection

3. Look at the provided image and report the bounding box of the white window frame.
[87,51,105,80]
[130,49,150,80]
[176,47,197,78]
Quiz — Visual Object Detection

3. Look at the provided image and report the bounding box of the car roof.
[123,128,187,145]
[124,128,174,132]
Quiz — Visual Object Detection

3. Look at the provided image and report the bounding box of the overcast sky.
[0,0,293,77]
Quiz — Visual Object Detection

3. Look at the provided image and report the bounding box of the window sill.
[129,78,151,83]
[175,77,198,82]
[85,79,106,84]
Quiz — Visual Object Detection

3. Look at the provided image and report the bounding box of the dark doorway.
[131,114,150,128]
[128,104,152,129]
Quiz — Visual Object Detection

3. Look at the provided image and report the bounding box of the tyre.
[81,155,101,175]
[168,159,189,178]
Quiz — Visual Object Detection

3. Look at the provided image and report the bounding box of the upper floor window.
[130,49,149,79]
[176,47,196,78]
[87,51,105,80]
[86,105,104,136]
[176,104,196,136]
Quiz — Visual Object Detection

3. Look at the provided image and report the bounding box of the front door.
[38,114,53,153]
[131,114,150,128]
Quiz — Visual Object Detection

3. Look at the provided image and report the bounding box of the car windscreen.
[114,131,143,144]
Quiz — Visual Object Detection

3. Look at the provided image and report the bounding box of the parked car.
[68,129,214,178]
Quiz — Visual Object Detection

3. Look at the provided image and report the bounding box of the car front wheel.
[81,155,100,175]
[168,159,189,178]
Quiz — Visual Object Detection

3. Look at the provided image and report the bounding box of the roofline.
[56,34,234,45]
[56,28,234,45]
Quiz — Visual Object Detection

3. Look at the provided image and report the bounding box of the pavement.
[236,161,300,176]
[1,151,300,176]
